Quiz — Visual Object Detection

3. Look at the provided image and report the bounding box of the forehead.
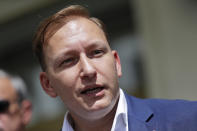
[48,17,107,46]
[0,77,17,101]
[43,17,109,64]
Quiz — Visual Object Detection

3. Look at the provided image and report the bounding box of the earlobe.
[112,50,122,77]
[40,72,57,97]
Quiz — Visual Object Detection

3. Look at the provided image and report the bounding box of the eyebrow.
[85,40,108,50]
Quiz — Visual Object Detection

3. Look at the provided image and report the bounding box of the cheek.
[96,58,117,80]
[52,79,78,109]
[52,78,74,95]
[51,70,80,99]
[52,68,78,87]
[96,57,119,94]
[0,115,9,124]
[0,114,21,130]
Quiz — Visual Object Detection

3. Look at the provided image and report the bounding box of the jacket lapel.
[124,93,157,131]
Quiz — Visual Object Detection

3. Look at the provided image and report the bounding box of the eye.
[91,50,104,57]
[59,57,76,67]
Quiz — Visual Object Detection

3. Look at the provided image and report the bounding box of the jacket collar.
[124,92,154,122]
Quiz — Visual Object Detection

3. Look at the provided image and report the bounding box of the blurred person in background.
[0,69,32,131]
[33,5,197,131]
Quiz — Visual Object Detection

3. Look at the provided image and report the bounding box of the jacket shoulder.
[125,93,197,130]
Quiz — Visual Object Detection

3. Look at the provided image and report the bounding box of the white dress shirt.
[62,88,128,131]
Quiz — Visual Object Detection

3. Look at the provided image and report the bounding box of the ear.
[21,100,32,125]
[112,50,122,77]
[40,72,57,97]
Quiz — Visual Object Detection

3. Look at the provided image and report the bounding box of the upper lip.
[80,84,104,94]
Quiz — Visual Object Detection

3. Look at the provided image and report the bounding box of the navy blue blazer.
[125,93,197,131]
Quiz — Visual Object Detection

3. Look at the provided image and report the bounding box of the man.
[33,5,197,131]
[0,70,32,131]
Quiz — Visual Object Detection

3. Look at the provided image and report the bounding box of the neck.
[70,100,118,131]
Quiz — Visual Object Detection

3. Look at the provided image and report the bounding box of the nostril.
[80,70,96,79]
[80,72,97,85]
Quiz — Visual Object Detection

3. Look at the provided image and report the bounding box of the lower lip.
[84,88,105,97]
[95,88,105,97]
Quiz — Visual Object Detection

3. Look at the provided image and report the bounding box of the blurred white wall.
[133,0,197,100]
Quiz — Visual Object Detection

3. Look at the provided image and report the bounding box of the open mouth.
[81,86,104,95]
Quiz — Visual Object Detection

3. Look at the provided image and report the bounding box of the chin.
[83,98,115,120]
[85,108,110,120]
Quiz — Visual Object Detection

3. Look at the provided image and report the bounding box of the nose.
[79,54,96,80]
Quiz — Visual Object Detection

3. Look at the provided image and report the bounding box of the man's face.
[41,17,122,120]
[0,78,24,131]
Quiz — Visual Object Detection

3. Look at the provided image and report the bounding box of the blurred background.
[0,0,197,130]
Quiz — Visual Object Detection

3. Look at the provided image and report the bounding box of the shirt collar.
[111,88,128,131]
[62,112,74,131]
